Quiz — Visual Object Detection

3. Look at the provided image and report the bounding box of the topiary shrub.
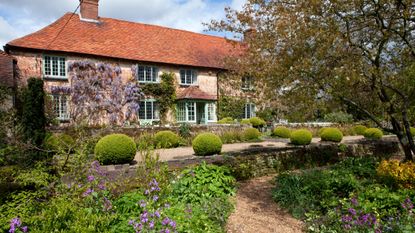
[243,128,261,140]
[44,134,75,152]
[218,117,235,124]
[94,134,136,165]
[154,130,181,148]
[320,128,343,142]
[318,127,328,136]
[249,117,266,128]
[273,127,291,138]
[290,129,312,145]
[240,119,251,125]
[192,133,222,156]
[363,128,383,140]
[353,125,368,135]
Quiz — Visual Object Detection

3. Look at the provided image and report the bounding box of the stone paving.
[134,135,365,162]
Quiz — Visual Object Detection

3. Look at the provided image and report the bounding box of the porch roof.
[177,86,217,101]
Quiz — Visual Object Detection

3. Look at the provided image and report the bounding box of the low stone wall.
[50,124,250,138]
[101,138,402,180]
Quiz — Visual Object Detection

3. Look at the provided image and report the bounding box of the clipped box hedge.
[320,128,343,143]
[192,133,223,156]
[290,129,313,145]
[363,128,383,140]
[154,130,181,148]
[273,127,291,138]
[94,134,136,165]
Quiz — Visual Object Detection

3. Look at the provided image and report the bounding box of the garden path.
[226,175,304,233]
[135,135,364,162]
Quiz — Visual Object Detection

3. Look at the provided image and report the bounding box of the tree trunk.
[396,133,414,162]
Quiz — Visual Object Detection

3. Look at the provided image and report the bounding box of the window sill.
[43,76,69,81]
[180,84,199,87]
[139,81,160,84]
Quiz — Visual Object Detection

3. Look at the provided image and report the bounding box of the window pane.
[187,102,195,121]
[180,70,186,84]
[138,66,145,82]
[152,68,158,82]
[52,57,58,76]
[145,67,152,82]
[44,56,51,75]
[138,101,146,119]
[192,70,197,84]
[146,101,153,119]
[176,102,186,122]
[153,102,160,120]
[207,103,215,121]
[186,70,192,84]
[59,58,66,77]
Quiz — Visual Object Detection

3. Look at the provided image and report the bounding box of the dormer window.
[180,69,197,85]
[137,65,159,83]
[43,55,67,79]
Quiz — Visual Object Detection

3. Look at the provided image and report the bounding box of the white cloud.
[0,0,247,48]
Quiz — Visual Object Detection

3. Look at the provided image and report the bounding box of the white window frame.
[51,94,70,121]
[206,102,217,122]
[244,103,256,119]
[179,69,197,85]
[176,101,197,123]
[138,99,160,123]
[242,76,253,90]
[137,65,159,83]
[43,55,67,79]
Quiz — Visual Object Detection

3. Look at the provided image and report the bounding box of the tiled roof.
[177,86,217,100]
[6,13,240,69]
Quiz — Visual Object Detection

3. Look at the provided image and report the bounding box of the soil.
[226,175,304,233]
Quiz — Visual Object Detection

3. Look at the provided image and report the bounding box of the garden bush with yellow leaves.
[377,159,415,189]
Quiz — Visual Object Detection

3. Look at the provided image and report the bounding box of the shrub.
[290,129,312,145]
[320,128,343,142]
[178,123,191,138]
[410,127,415,137]
[249,117,266,128]
[94,134,136,165]
[192,133,222,156]
[377,159,415,189]
[220,130,243,144]
[240,119,251,125]
[172,162,236,203]
[273,126,291,138]
[318,127,328,136]
[323,111,354,124]
[44,134,75,152]
[363,128,383,140]
[243,128,261,140]
[154,130,181,148]
[353,125,368,135]
[217,117,234,124]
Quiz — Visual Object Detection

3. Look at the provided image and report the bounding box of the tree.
[209,0,415,160]
[69,61,143,126]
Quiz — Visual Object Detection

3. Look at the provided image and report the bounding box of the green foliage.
[217,117,235,124]
[21,78,46,147]
[320,127,343,142]
[353,125,368,135]
[94,134,136,165]
[323,111,354,124]
[290,129,312,145]
[249,117,266,128]
[154,130,181,148]
[178,123,191,138]
[273,126,291,138]
[44,133,75,152]
[255,109,275,122]
[219,130,244,144]
[217,95,245,120]
[192,133,222,156]
[363,128,384,140]
[172,163,236,204]
[243,128,261,140]
[410,127,415,137]
[141,72,176,123]
[240,119,251,125]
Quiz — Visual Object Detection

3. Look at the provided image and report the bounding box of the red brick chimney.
[80,0,99,22]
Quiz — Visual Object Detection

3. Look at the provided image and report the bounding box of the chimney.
[80,0,99,22]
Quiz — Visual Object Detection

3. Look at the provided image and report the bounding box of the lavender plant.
[8,217,28,233]
[69,61,143,125]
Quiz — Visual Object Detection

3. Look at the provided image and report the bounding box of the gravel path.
[226,175,304,233]
[135,136,364,162]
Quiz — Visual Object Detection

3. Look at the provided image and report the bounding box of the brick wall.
[0,52,15,87]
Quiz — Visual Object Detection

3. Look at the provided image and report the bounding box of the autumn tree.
[209,0,415,160]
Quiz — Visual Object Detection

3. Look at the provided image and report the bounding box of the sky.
[0,0,245,48]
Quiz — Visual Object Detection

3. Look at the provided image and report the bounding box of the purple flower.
[128,220,135,225]
[350,197,358,206]
[348,208,356,216]
[144,189,150,195]
[402,198,414,210]
[341,215,353,222]
[9,217,21,233]
[149,221,155,229]
[139,200,146,208]
[98,183,106,190]
[21,226,28,233]
[162,217,170,226]
[155,210,161,218]
[153,195,159,202]
[169,220,176,229]
[82,188,94,197]
[87,175,95,182]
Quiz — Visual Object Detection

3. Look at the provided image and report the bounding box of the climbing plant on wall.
[69,61,143,126]
[217,93,245,120]
[141,72,176,124]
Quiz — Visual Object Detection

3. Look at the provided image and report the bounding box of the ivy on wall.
[217,94,245,120]
[141,72,176,123]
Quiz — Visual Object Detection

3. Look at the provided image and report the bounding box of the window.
[180,69,197,85]
[207,102,216,121]
[52,94,70,121]
[242,76,253,90]
[244,103,256,119]
[138,100,160,121]
[43,55,66,78]
[137,65,159,83]
[176,101,196,122]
